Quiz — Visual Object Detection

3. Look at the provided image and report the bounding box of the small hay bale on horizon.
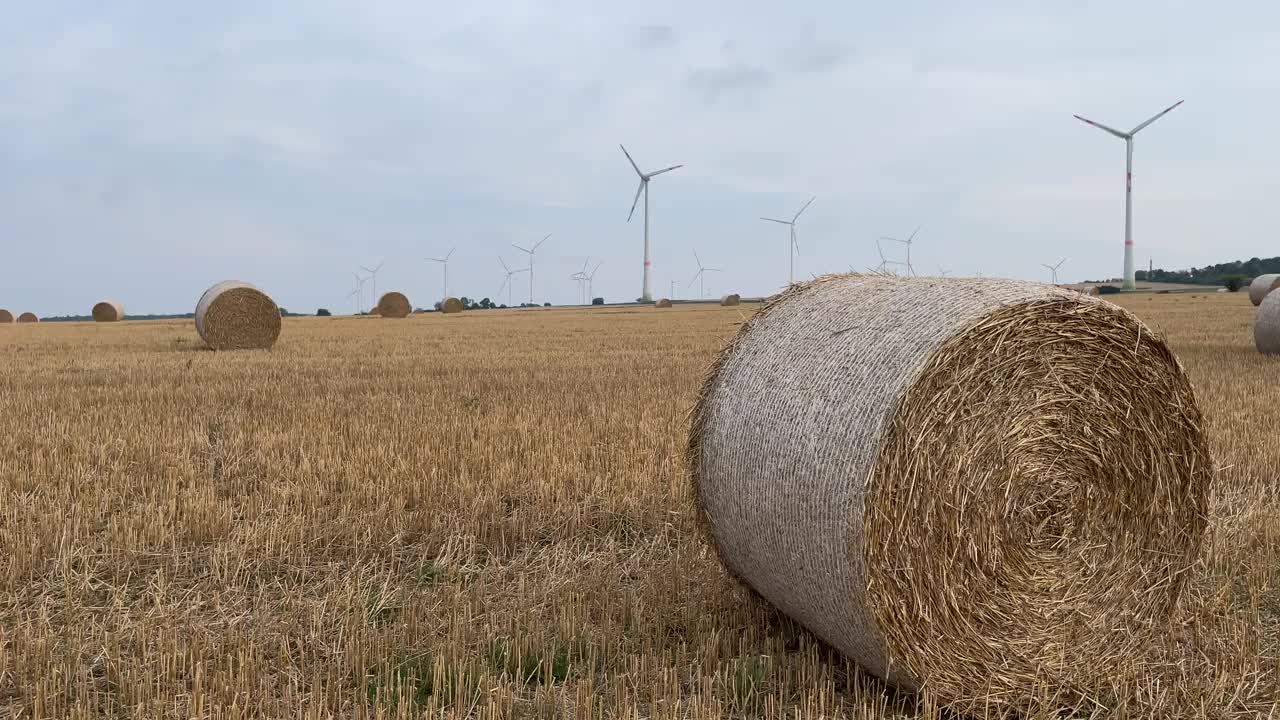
[16,312,38,323]
[92,300,125,322]
[439,297,464,314]
[1255,291,1280,355]
[376,291,412,318]
[1248,273,1280,306]
[688,273,1211,712]
[0,309,13,323]
[194,281,281,351]
[719,293,741,306]
[655,298,673,308]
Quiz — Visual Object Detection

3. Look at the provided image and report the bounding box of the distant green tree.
[316,308,332,316]
[592,297,604,305]
[543,302,551,307]
[1223,274,1246,292]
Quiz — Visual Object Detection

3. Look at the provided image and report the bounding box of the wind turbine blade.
[693,249,702,268]
[907,226,920,244]
[1042,264,1054,271]
[1073,114,1128,139]
[512,243,531,254]
[359,266,375,274]
[620,144,643,177]
[760,217,792,225]
[499,256,510,272]
[590,262,602,276]
[688,271,702,288]
[498,276,510,294]
[1131,100,1184,134]
[534,233,551,250]
[792,196,816,222]
[445,247,455,261]
[704,267,722,272]
[627,180,644,222]
[647,164,682,177]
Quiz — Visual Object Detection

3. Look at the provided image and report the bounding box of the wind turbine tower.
[621,144,682,303]
[427,247,455,300]
[760,196,815,286]
[880,228,919,277]
[512,234,550,305]
[360,261,385,307]
[1073,100,1183,290]
[498,257,529,308]
[1042,258,1066,285]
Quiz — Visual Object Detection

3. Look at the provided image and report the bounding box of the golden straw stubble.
[195,281,281,350]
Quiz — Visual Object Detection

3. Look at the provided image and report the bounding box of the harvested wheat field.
[0,293,1276,719]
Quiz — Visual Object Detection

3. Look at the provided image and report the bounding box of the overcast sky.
[3,2,1279,315]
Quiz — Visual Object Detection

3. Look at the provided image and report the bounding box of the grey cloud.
[685,64,772,102]
[629,24,678,50]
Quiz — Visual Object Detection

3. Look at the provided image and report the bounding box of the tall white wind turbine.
[512,234,550,305]
[761,196,815,286]
[621,144,682,303]
[1074,100,1183,290]
[427,247,455,300]
[498,257,529,308]
[1042,258,1066,285]
[880,228,919,277]
[688,250,721,300]
[359,261,385,307]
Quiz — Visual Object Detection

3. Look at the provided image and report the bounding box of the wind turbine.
[583,261,602,302]
[1074,100,1183,290]
[350,272,369,313]
[359,261,385,307]
[874,239,908,274]
[688,250,721,300]
[880,228,919,276]
[669,280,678,301]
[569,257,591,304]
[621,144,682,303]
[761,196,815,286]
[512,234,550,306]
[427,247,455,300]
[498,257,529,308]
[1042,258,1066,284]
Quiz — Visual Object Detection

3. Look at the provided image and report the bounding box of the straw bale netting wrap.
[377,291,412,318]
[0,309,12,323]
[194,281,281,351]
[439,297,464,314]
[655,298,673,308]
[92,300,125,322]
[1255,291,1280,355]
[688,273,1211,708]
[1249,273,1280,306]
[719,293,741,306]
[16,312,38,323]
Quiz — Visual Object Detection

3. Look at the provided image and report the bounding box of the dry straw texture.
[440,297,464,314]
[1249,274,1280,306]
[194,281,281,351]
[92,300,125,322]
[377,292,413,318]
[688,273,1213,711]
[16,312,38,323]
[0,309,12,323]
[1254,291,1280,355]
[655,298,673,308]
[719,293,741,306]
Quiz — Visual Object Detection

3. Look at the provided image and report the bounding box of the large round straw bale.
[719,293,741,306]
[688,273,1211,708]
[655,298,673,308]
[376,291,412,318]
[439,297,464,314]
[92,300,125,322]
[1254,291,1280,355]
[194,281,281,351]
[1248,273,1280,306]
[0,309,12,323]
[16,312,38,323]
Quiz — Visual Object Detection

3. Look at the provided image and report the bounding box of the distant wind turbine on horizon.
[427,247,455,300]
[359,261,385,307]
[689,250,721,300]
[621,144,682,303]
[497,257,529,308]
[512,234,550,305]
[1042,258,1066,285]
[1074,99,1183,290]
[880,228,919,277]
[761,196,815,286]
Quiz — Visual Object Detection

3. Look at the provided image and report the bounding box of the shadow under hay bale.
[1248,274,1280,307]
[439,297,464,314]
[655,298,673,308]
[194,281,281,351]
[16,312,38,323]
[92,300,125,322]
[688,273,1212,712]
[1255,291,1280,355]
[376,292,412,318]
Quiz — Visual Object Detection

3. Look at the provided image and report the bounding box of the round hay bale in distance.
[92,300,125,322]
[16,312,38,323]
[0,309,12,323]
[376,291,412,318]
[194,281,281,351]
[655,298,673,308]
[1255,291,1280,355]
[688,273,1211,708]
[1248,273,1280,306]
[719,293,741,306]
[439,297,464,314]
